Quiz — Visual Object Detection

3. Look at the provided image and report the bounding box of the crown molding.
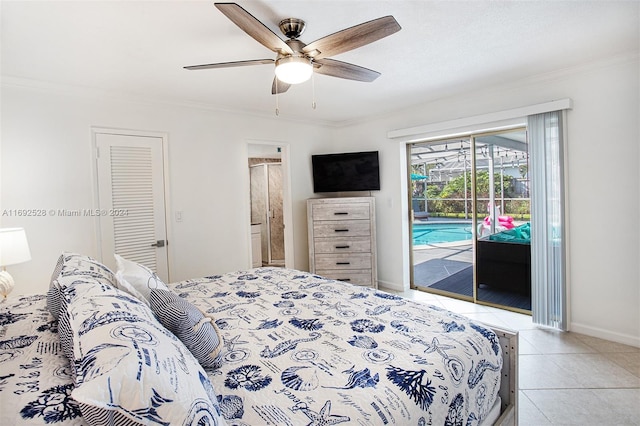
[3,51,636,130]
[0,75,338,128]
[334,50,639,129]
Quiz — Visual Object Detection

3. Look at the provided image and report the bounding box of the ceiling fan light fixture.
[275,56,313,85]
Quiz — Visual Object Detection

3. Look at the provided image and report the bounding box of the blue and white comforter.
[175,268,503,425]
[0,294,83,424]
[0,267,503,425]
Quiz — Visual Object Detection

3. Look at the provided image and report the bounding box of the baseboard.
[377,279,408,293]
[571,322,640,348]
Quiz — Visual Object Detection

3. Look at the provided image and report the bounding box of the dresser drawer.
[312,220,371,238]
[315,270,373,287]
[314,253,372,270]
[311,203,371,221]
[314,237,371,254]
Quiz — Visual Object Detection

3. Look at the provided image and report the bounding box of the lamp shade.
[275,56,313,85]
[0,228,31,267]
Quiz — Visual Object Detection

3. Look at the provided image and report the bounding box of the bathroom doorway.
[247,143,293,268]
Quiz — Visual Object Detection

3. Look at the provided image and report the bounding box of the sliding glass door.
[410,138,475,301]
[409,128,532,313]
[473,130,531,312]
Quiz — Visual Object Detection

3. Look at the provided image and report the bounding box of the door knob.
[151,240,165,247]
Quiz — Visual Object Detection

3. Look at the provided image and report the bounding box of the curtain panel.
[528,111,567,330]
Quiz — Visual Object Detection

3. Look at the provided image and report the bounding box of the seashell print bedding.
[0,267,503,425]
[174,268,503,426]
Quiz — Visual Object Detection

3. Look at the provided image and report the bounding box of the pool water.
[413,222,473,245]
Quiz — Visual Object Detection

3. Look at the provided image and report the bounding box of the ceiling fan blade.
[302,15,400,59]
[272,77,291,94]
[314,58,380,82]
[184,59,274,70]
[215,3,293,55]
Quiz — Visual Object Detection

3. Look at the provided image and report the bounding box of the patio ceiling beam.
[476,135,528,153]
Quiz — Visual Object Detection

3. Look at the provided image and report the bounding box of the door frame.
[245,140,294,269]
[91,126,173,281]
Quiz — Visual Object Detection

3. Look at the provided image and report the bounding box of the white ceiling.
[2,1,638,125]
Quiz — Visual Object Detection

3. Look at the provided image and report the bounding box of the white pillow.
[114,270,149,305]
[114,254,168,304]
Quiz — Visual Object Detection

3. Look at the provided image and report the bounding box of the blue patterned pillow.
[59,252,118,286]
[59,280,224,425]
[150,289,223,369]
[47,253,119,318]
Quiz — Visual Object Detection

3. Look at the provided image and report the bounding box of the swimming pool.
[413,222,473,245]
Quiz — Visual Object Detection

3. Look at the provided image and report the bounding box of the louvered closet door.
[95,132,169,281]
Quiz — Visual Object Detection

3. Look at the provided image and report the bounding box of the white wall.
[2,53,638,347]
[337,54,640,347]
[0,84,333,292]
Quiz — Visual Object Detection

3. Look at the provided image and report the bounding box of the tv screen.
[312,151,380,193]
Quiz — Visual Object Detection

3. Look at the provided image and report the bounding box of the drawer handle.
[335,245,350,249]
[336,262,351,265]
[334,212,349,215]
[334,229,349,232]
[339,278,351,282]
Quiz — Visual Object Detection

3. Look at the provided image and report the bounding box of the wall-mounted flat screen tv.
[312,151,380,193]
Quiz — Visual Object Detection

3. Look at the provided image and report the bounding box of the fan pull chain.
[311,72,317,110]
[275,80,280,116]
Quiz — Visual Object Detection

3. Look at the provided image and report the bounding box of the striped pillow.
[150,289,223,369]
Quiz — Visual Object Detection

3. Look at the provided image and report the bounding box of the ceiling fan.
[184,2,401,95]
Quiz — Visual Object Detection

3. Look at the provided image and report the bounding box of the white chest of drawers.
[307,197,377,288]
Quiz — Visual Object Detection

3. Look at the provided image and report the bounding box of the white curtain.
[528,111,567,330]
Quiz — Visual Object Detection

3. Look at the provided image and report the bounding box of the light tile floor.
[388,287,640,425]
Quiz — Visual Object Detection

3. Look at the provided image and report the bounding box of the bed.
[0,253,517,425]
